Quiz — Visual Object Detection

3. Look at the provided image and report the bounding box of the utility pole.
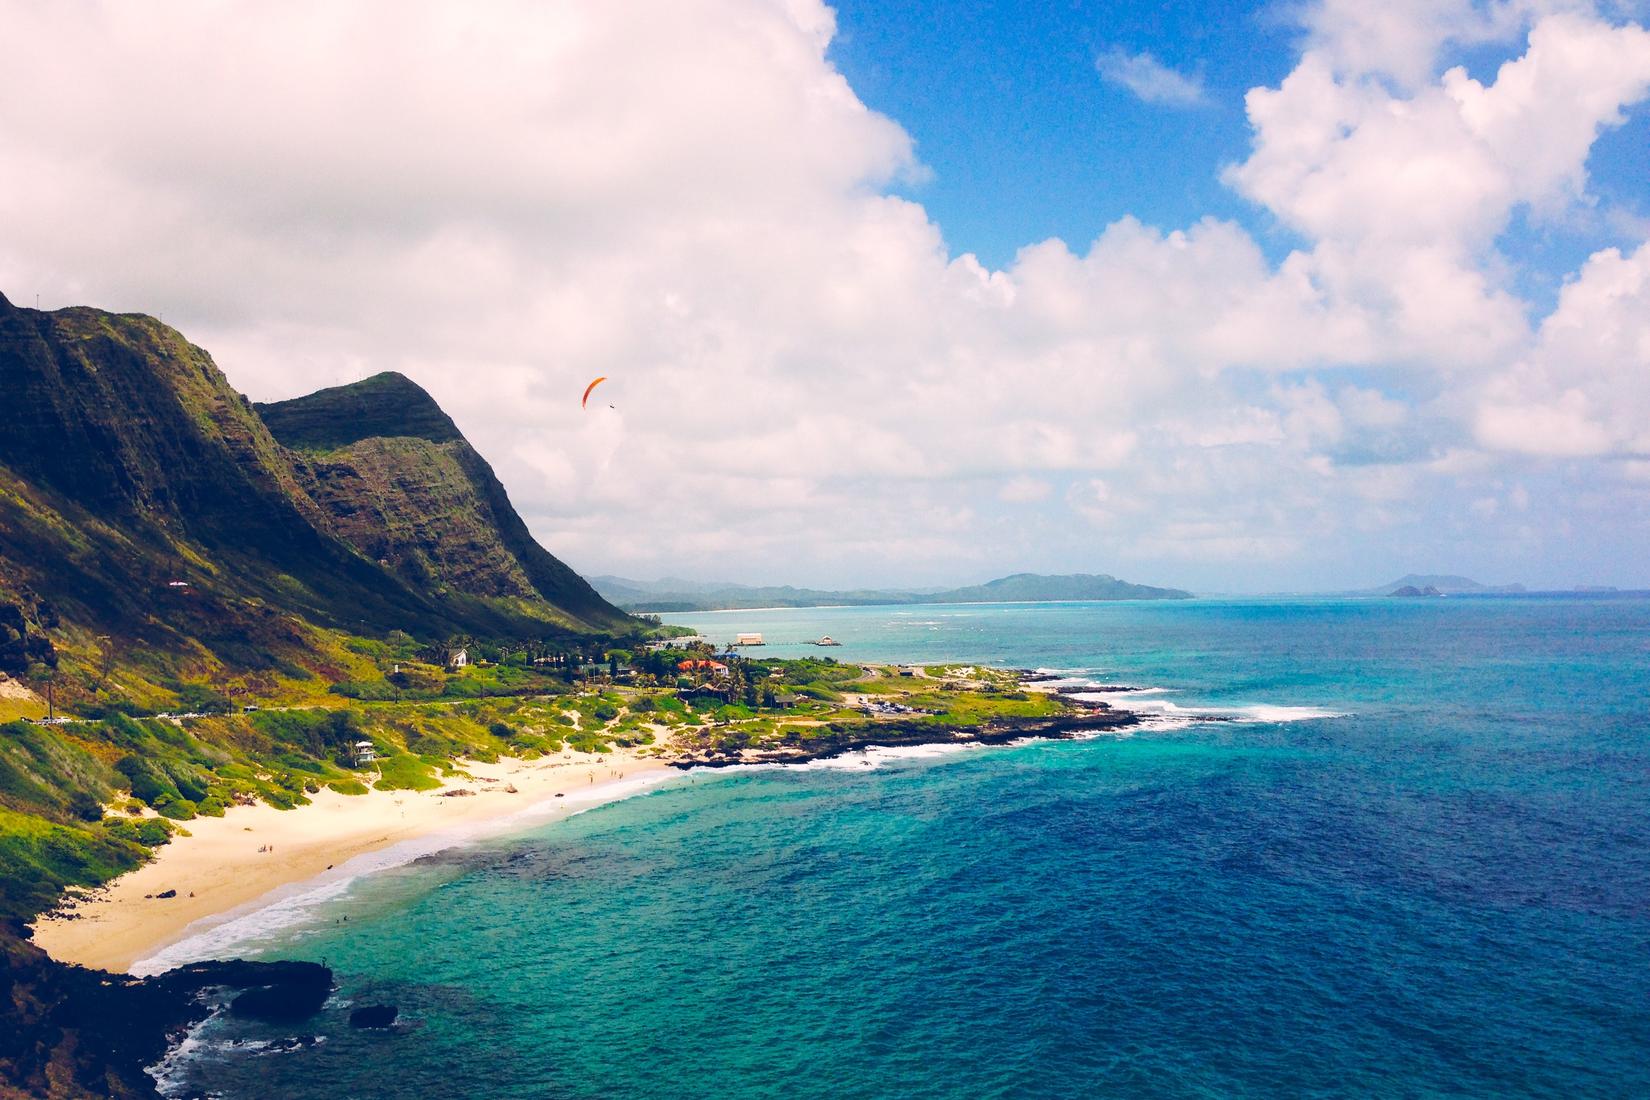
[46,681,54,722]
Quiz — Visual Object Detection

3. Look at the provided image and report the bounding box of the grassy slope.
[0,653,1076,929]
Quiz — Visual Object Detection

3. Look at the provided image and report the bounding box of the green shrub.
[104,816,174,847]
[115,755,177,805]
[175,683,232,714]
[372,753,442,792]
[0,808,146,920]
[162,761,211,803]
[329,679,400,701]
[151,793,197,821]
[67,791,104,822]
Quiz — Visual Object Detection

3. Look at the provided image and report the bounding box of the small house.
[772,692,801,708]
[353,740,378,766]
[735,633,765,646]
[447,647,469,670]
[677,658,730,679]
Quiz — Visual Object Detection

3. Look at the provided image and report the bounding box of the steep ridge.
[0,294,443,634]
[0,293,631,692]
[258,373,626,632]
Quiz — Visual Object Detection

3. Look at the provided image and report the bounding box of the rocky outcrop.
[670,706,1140,769]
[0,598,57,677]
[1,924,331,1099]
[348,1004,399,1029]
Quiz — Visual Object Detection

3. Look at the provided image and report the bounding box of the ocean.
[154,598,1650,1098]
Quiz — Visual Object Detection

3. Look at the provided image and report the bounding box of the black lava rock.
[349,1004,399,1029]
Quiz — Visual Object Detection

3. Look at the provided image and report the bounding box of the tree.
[25,660,56,721]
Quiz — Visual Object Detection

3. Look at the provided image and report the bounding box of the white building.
[735,633,765,646]
[447,647,469,669]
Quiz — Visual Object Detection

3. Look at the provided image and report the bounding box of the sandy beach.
[29,747,677,974]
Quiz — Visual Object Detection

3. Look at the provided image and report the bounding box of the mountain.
[935,573,1192,603]
[258,373,619,627]
[587,576,926,612]
[590,572,1192,612]
[0,292,630,700]
[1357,574,1528,596]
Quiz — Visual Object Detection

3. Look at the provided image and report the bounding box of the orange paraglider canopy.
[582,376,607,408]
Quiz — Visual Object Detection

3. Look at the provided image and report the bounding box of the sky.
[1,0,1648,593]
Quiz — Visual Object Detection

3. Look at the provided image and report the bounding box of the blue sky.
[828,0,1294,266]
[829,0,1650,309]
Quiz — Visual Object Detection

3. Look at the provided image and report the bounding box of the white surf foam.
[1075,691,1346,724]
[148,1017,328,1098]
[750,740,989,772]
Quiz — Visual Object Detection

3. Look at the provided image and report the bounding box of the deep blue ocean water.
[161,598,1650,1098]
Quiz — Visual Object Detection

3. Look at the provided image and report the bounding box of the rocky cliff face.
[0,292,631,686]
[259,373,624,630]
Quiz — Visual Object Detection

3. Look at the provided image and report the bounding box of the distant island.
[1353,574,1528,597]
[590,572,1195,612]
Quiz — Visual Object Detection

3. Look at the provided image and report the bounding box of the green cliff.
[259,373,622,631]
[0,291,631,700]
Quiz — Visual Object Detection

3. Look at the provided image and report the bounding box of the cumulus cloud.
[1476,239,1650,456]
[1300,0,1540,87]
[0,0,1648,588]
[1095,47,1208,105]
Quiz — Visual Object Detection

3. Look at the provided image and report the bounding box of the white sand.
[30,748,676,973]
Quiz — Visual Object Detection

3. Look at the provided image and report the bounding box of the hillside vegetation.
[0,290,647,920]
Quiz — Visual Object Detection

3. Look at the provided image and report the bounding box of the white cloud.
[1096,47,1207,106]
[1300,0,1542,88]
[1,0,1648,588]
[1476,239,1650,456]
[998,477,1054,503]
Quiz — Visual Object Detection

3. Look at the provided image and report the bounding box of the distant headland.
[590,572,1194,613]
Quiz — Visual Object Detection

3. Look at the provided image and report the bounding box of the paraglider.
[581,376,607,409]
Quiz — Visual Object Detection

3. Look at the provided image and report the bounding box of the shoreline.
[30,747,675,974]
[30,680,1140,976]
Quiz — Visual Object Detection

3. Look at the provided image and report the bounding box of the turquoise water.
[165,598,1650,1097]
